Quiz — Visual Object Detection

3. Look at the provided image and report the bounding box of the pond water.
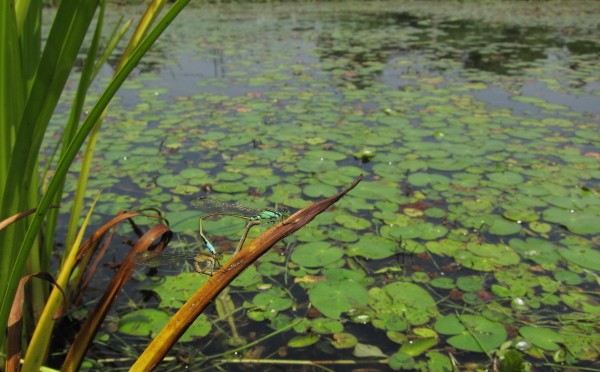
[48,2,599,370]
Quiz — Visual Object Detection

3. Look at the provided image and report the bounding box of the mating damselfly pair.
[131,196,289,275]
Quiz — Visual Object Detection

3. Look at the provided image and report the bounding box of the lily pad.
[455,242,520,271]
[291,242,344,268]
[212,182,249,193]
[399,337,437,356]
[434,314,507,352]
[303,183,339,198]
[543,207,600,235]
[331,332,358,349]
[560,242,600,270]
[553,270,582,285]
[519,326,564,351]
[456,276,483,292]
[350,181,402,201]
[487,171,523,185]
[503,208,538,222]
[328,227,359,243]
[335,214,372,230]
[488,217,522,235]
[156,174,188,188]
[509,238,561,267]
[354,343,388,358]
[251,288,294,313]
[426,352,453,372]
[311,318,344,334]
[119,309,170,337]
[141,272,210,308]
[427,157,473,171]
[288,333,319,348]
[347,234,399,260]
[529,221,552,234]
[369,282,439,327]
[408,172,450,187]
[309,279,369,319]
[430,277,455,290]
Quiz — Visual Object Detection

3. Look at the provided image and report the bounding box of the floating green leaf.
[328,227,359,243]
[119,309,170,337]
[311,318,344,334]
[455,242,520,271]
[529,221,552,234]
[487,171,523,185]
[509,238,561,267]
[156,174,187,188]
[519,326,564,351]
[335,214,371,230]
[251,288,293,313]
[456,276,483,292]
[291,242,344,268]
[399,337,437,356]
[435,315,507,352]
[503,208,538,222]
[560,292,600,313]
[408,172,450,187]
[354,343,387,358]
[288,333,319,348]
[347,234,398,260]
[141,272,209,308]
[428,157,472,171]
[389,351,415,370]
[232,265,263,288]
[558,245,600,271]
[430,277,455,290]
[303,183,339,198]
[543,207,600,235]
[213,181,249,193]
[369,282,439,328]
[426,351,453,372]
[331,332,358,349]
[309,279,369,319]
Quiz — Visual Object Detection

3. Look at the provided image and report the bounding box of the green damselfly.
[191,196,289,255]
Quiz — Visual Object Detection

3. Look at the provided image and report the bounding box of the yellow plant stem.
[22,193,101,372]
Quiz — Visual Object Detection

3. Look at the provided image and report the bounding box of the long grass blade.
[47,0,107,259]
[0,0,192,355]
[65,0,155,254]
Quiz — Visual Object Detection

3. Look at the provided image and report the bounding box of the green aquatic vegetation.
[435,314,507,353]
[246,287,294,321]
[308,278,369,319]
[509,238,562,269]
[33,1,600,369]
[291,242,344,268]
[119,309,212,342]
[369,282,439,329]
[347,234,398,260]
[557,245,600,271]
[543,207,600,235]
[519,326,564,351]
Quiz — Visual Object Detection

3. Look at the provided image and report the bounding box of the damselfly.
[191,196,289,255]
[130,250,223,275]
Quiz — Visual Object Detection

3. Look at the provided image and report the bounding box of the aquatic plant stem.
[132,175,363,370]
[235,220,261,255]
